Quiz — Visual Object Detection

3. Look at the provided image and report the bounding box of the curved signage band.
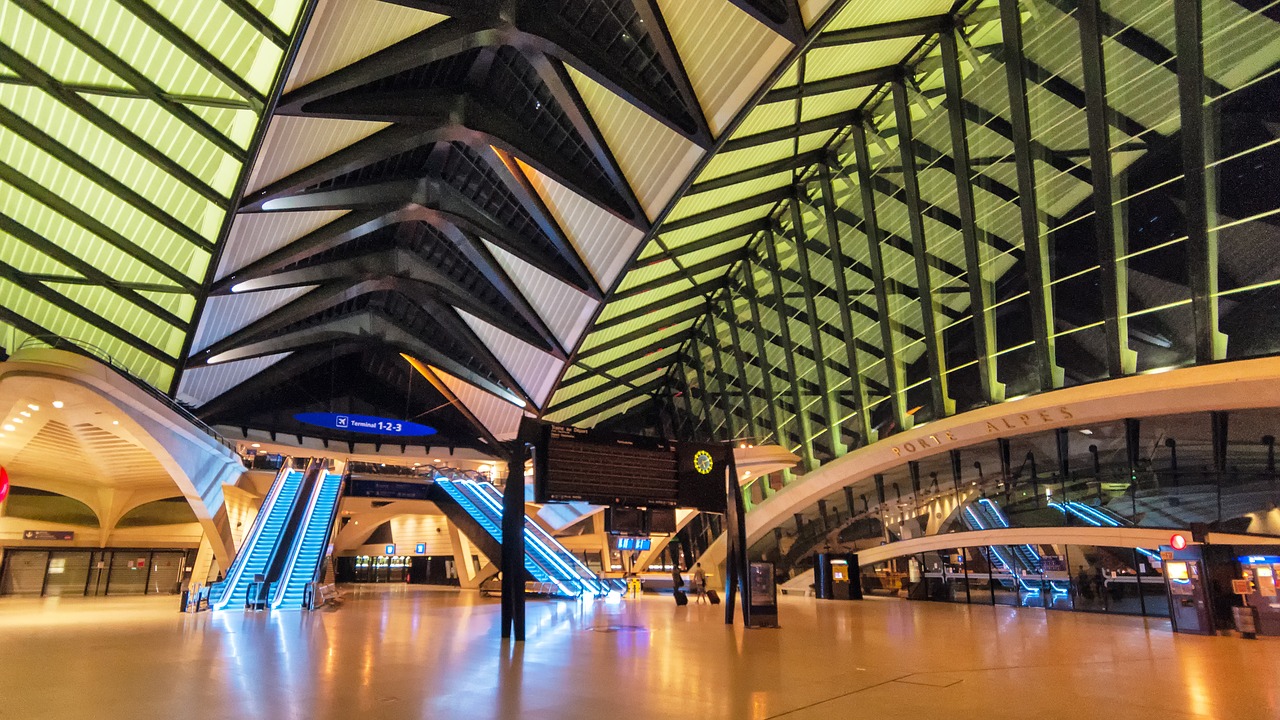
[699,357,1280,570]
[294,412,436,437]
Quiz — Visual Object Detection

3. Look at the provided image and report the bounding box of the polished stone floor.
[0,585,1276,720]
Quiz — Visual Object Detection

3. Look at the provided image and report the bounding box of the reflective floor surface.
[0,585,1277,719]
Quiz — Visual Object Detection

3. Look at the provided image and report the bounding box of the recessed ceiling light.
[12,418,22,424]
[111,420,119,425]
[19,411,30,417]
[52,401,64,409]
[1079,428,1094,435]
[27,404,39,411]
[433,459,441,463]
[250,443,260,448]
[2,425,14,432]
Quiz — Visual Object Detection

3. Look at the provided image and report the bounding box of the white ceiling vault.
[175,0,895,447]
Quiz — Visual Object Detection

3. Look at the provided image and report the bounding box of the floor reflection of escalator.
[434,478,611,597]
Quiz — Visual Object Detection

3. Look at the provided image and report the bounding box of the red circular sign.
[1170,533,1187,550]
[0,466,8,505]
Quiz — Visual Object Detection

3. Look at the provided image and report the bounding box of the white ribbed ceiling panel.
[244,116,388,193]
[432,366,522,442]
[189,285,317,353]
[176,352,291,407]
[457,309,563,407]
[482,240,597,350]
[517,161,644,289]
[284,0,446,93]
[215,209,348,280]
[565,66,702,220]
[656,0,792,136]
[799,0,841,27]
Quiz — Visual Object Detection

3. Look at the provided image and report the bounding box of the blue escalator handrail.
[271,468,339,609]
[213,462,295,605]
[462,481,578,594]
[470,482,607,596]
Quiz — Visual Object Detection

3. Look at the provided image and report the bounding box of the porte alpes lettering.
[983,406,1073,434]
[889,406,1075,457]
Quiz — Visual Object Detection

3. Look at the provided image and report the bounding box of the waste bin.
[815,553,862,600]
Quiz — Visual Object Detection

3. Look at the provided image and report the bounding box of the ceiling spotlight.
[27,404,39,411]
[12,418,22,424]
[250,443,261,448]
[1079,428,1094,436]
[2,424,13,432]
[52,401,63,409]
[433,459,441,463]
[111,420,119,425]
[19,411,30,418]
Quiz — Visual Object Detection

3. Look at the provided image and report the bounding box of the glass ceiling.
[0,0,309,390]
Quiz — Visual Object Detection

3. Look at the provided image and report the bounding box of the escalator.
[211,461,312,610]
[962,499,1068,594]
[433,477,612,597]
[272,466,345,609]
[1050,501,1161,562]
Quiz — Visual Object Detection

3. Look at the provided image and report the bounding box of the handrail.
[271,466,329,609]
[312,469,347,586]
[212,460,293,609]
[15,335,236,453]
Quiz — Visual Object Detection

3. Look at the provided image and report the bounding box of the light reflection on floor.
[0,585,1277,719]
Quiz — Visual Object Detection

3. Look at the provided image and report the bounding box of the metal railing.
[16,335,236,454]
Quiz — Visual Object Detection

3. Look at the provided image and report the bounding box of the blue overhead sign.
[294,412,436,437]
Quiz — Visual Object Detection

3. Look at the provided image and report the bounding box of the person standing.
[692,562,708,604]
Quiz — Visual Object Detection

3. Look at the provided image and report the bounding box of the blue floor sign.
[294,412,436,437]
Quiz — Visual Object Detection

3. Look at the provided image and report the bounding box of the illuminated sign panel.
[295,413,436,437]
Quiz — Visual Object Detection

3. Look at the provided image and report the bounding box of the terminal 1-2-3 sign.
[294,412,436,437]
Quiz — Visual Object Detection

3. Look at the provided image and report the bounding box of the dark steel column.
[703,315,741,439]
[998,0,1060,390]
[721,294,760,442]
[788,193,844,456]
[891,77,952,417]
[689,333,719,438]
[501,455,526,641]
[1079,0,1136,377]
[817,165,874,446]
[940,28,1003,404]
[764,227,817,470]
[850,122,907,428]
[1174,0,1224,363]
[743,270,788,451]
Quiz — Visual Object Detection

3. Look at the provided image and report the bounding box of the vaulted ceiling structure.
[2,0,1277,456]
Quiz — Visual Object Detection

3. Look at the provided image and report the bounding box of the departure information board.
[527,421,729,512]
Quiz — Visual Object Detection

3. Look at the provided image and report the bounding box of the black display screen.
[527,420,729,513]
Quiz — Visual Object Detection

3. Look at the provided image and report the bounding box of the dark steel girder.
[651,218,769,263]
[762,65,899,104]
[218,246,553,353]
[0,41,226,204]
[193,297,528,408]
[0,74,253,109]
[0,162,200,292]
[559,379,661,428]
[291,87,642,225]
[592,285,714,333]
[662,186,791,233]
[245,174,591,293]
[762,228,816,470]
[721,111,858,153]
[0,104,214,252]
[687,150,829,195]
[556,347,679,397]
[613,251,745,300]
[812,14,953,48]
[724,0,806,44]
[574,303,707,362]
[279,10,710,147]
[0,213,186,330]
[11,0,244,159]
[115,0,266,107]
[0,259,174,364]
[787,196,843,454]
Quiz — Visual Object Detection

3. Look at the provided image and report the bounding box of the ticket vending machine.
[1236,554,1280,636]
[1163,548,1215,635]
[815,553,862,600]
